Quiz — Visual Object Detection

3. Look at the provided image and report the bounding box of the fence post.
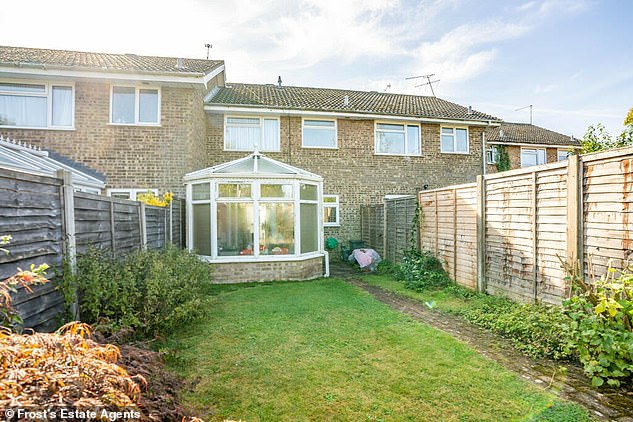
[139,203,147,250]
[531,172,538,303]
[56,169,79,319]
[453,189,457,282]
[566,153,583,291]
[382,199,387,261]
[169,201,173,245]
[109,197,116,254]
[476,175,486,293]
[434,191,439,256]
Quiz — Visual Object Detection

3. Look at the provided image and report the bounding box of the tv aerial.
[406,74,440,96]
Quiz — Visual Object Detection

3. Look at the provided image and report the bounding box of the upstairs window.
[521,148,546,167]
[225,116,280,151]
[302,119,337,148]
[0,81,74,129]
[486,147,498,164]
[111,86,160,125]
[375,123,421,156]
[441,127,469,154]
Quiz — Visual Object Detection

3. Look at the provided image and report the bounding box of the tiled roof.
[208,83,500,122]
[0,46,223,76]
[486,122,580,146]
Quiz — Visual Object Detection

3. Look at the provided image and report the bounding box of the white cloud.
[533,84,558,94]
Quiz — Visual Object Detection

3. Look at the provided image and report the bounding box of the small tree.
[581,107,633,154]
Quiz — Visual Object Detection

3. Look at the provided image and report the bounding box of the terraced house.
[0,45,578,278]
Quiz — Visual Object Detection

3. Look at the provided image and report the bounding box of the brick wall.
[211,256,324,283]
[205,115,485,244]
[1,80,209,196]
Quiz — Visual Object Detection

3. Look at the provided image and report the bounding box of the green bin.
[349,240,365,251]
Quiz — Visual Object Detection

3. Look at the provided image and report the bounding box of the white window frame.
[557,149,571,161]
[302,118,338,149]
[520,147,547,168]
[224,115,281,152]
[486,146,498,164]
[374,121,422,157]
[323,194,340,227]
[0,79,75,130]
[440,126,469,154]
[107,188,158,201]
[109,85,161,126]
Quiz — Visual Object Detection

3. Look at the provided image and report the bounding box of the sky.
[1,0,631,138]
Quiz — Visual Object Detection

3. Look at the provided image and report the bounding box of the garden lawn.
[168,278,586,421]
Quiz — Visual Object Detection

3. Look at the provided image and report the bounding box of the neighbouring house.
[0,45,225,198]
[485,122,581,172]
[1,45,582,282]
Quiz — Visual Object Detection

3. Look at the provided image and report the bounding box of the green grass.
[167,278,589,421]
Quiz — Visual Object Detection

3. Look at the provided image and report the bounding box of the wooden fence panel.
[360,204,384,256]
[145,205,167,250]
[384,196,417,262]
[171,199,184,248]
[0,168,64,331]
[74,193,113,253]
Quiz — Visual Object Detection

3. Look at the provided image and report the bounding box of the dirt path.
[346,278,633,421]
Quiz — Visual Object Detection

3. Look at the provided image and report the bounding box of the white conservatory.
[184,152,326,283]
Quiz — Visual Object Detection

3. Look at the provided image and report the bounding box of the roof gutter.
[204,104,502,127]
[0,63,220,85]
[487,140,581,148]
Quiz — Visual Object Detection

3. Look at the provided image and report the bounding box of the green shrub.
[396,249,452,290]
[459,297,572,360]
[376,259,397,275]
[69,246,212,338]
[561,262,633,387]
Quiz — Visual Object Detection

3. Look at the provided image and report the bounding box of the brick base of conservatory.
[210,255,324,283]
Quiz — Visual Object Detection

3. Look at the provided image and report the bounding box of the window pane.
[260,203,295,255]
[261,184,293,198]
[441,135,454,152]
[226,124,260,150]
[192,183,210,201]
[217,203,254,256]
[227,117,259,125]
[537,149,546,164]
[52,86,72,126]
[377,123,404,131]
[305,120,335,128]
[558,150,570,161]
[300,203,318,253]
[323,196,337,203]
[110,192,131,199]
[522,150,537,167]
[324,205,338,224]
[303,127,336,148]
[456,129,468,152]
[218,183,251,198]
[262,119,279,151]
[193,204,211,256]
[139,89,158,123]
[300,184,317,201]
[0,83,45,93]
[442,128,454,135]
[377,131,405,154]
[112,87,135,123]
[407,125,420,155]
[0,95,46,127]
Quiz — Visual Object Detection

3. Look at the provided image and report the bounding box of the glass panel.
[227,117,259,125]
[377,131,405,154]
[558,150,569,161]
[192,183,210,201]
[218,183,251,198]
[0,83,45,93]
[323,196,337,203]
[0,94,46,127]
[324,205,337,224]
[225,124,260,150]
[303,127,336,147]
[110,192,131,199]
[217,203,254,256]
[300,203,318,253]
[261,184,293,198]
[305,120,335,127]
[442,128,454,134]
[262,119,280,151]
[407,125,420,155]
[112,87,135,123]
[522,150,537,167]
[537,149,546,165]
[300,184,317,201]
[193,203,211,256]
[455,129,468,152]
[441,135,454,152]
[377,123,404,131]
[259,203,295,255]
[139,89,159,123]
[256,158,295,174]
[216,159,254,173]
[52,86,72,126]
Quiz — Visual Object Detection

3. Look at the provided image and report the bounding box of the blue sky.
[2,0,631,138]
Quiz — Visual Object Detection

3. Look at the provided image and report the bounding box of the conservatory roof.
[184,152,323,182]
[0,135,106,190]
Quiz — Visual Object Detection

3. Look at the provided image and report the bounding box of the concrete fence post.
[476,175,486,293]
[139,203,147,250]
[56,169,78,319]
[566,153,583,295]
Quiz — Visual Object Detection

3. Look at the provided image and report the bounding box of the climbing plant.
[495,145,511,172]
